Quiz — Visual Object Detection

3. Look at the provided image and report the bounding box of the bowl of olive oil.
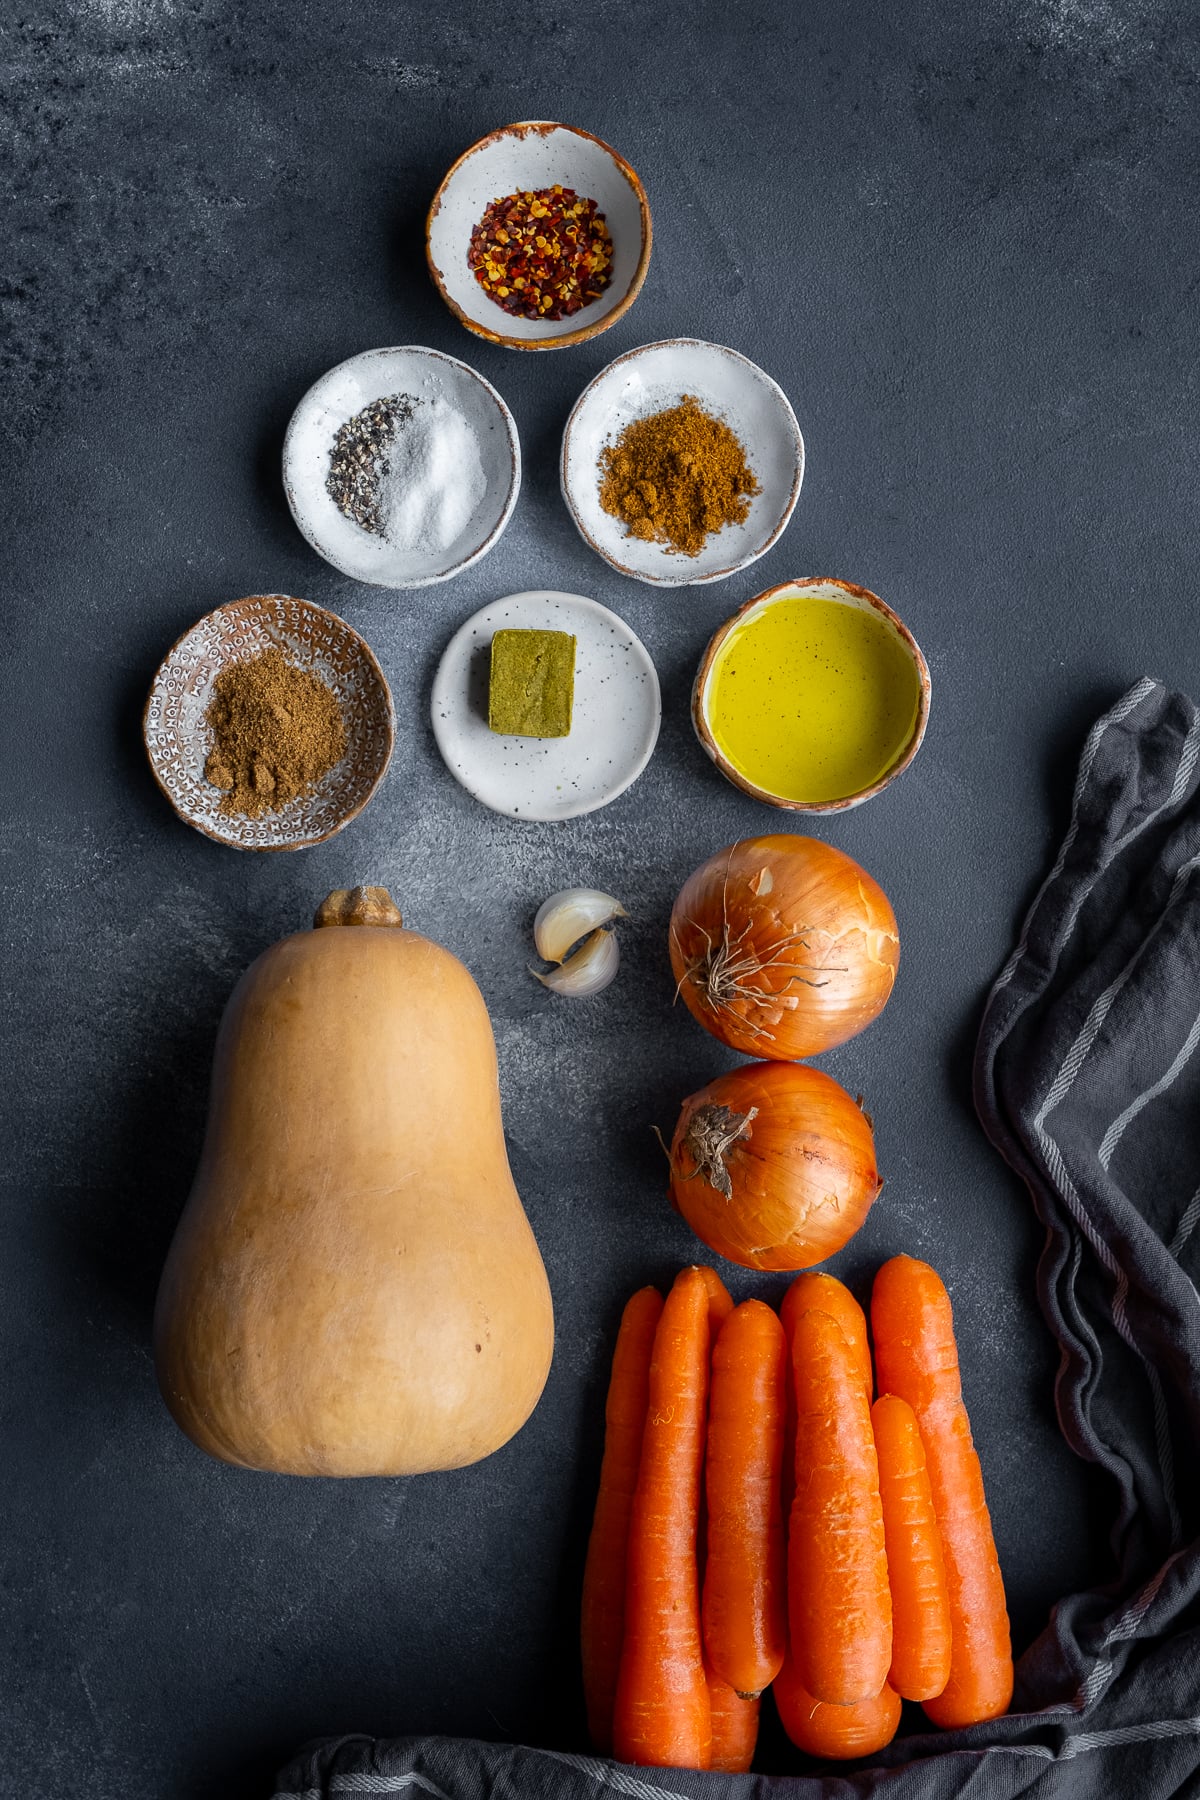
[692,577,930,811]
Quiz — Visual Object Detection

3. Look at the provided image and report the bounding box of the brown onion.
[669,835,899,1059]
[667,1061,882,1271]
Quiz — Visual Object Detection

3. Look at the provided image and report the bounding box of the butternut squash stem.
[314,887,403,929]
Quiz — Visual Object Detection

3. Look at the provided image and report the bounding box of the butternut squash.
[153,887,554,1476]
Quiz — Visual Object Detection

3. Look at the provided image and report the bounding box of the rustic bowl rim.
[281,344,521,589]
[559,337,805,587]
[425,119,653,353]
[691,576,932,812]
[141,593,396,852]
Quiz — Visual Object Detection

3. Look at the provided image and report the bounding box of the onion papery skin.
[669,835,899,1059]
[668,1061,882,1272]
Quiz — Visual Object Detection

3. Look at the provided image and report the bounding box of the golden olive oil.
[705,597,921,804]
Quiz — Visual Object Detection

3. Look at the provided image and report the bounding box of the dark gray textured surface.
[2,2,1198,1796]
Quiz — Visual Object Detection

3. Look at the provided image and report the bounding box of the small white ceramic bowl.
[560,339,804,587]
[426,121,652,351]
[692,577,931,812]
[282,345,520,588]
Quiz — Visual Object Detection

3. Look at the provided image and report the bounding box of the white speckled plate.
[561,338,805,587]
[430,591,661,820]
[282,345,520,588]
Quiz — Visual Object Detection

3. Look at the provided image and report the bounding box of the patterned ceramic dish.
[143,594,395,850]
[282,346,520,588]
[426,122,652,351]
[561,338,804,587]
[430,590,660,820]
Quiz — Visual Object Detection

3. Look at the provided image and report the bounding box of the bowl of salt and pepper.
[282,345,520,589]
[144,120,920,847]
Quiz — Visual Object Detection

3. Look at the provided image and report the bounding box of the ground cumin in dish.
[203,644,347,819]
[597,396,760,557]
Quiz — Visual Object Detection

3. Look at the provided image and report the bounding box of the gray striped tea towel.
[272,679,1200,1798]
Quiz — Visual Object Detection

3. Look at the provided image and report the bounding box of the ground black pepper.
[326,393,417,533]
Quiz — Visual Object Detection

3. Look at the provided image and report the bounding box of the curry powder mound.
[597,396,761,557]
[203,644,347,819]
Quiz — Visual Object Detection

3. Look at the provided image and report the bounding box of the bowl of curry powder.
[560,339,804,587]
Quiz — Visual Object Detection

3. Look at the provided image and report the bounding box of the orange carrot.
[702,1300,787,1698]
[773,1649,901,1759]
[613,1266,729,1769]
[780,1274,871,1521]
[788,1307,892,1705]
[871,1393,952,1701]
[871,1256,1013,1728]
[581,1286,665,1752]
[695,1263,735,1336]
[781,1273,873,1399]
[705,1664,760,1772]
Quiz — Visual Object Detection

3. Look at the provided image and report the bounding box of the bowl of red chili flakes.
[426,121,652,352]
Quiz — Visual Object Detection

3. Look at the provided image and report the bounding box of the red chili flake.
[467,184,614,323]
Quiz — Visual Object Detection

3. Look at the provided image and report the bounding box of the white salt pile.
[380,393,488,555]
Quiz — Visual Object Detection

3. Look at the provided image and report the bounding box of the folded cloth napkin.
[272,679,1200,1800]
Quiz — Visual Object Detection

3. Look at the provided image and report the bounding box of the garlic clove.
[533,888,627,965]
[532,927,620,997]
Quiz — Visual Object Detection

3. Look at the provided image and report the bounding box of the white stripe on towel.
[1098,992,1200,1174]
[277,1777,454,1799]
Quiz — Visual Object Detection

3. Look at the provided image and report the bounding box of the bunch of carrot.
[580,1254,1013,1771]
